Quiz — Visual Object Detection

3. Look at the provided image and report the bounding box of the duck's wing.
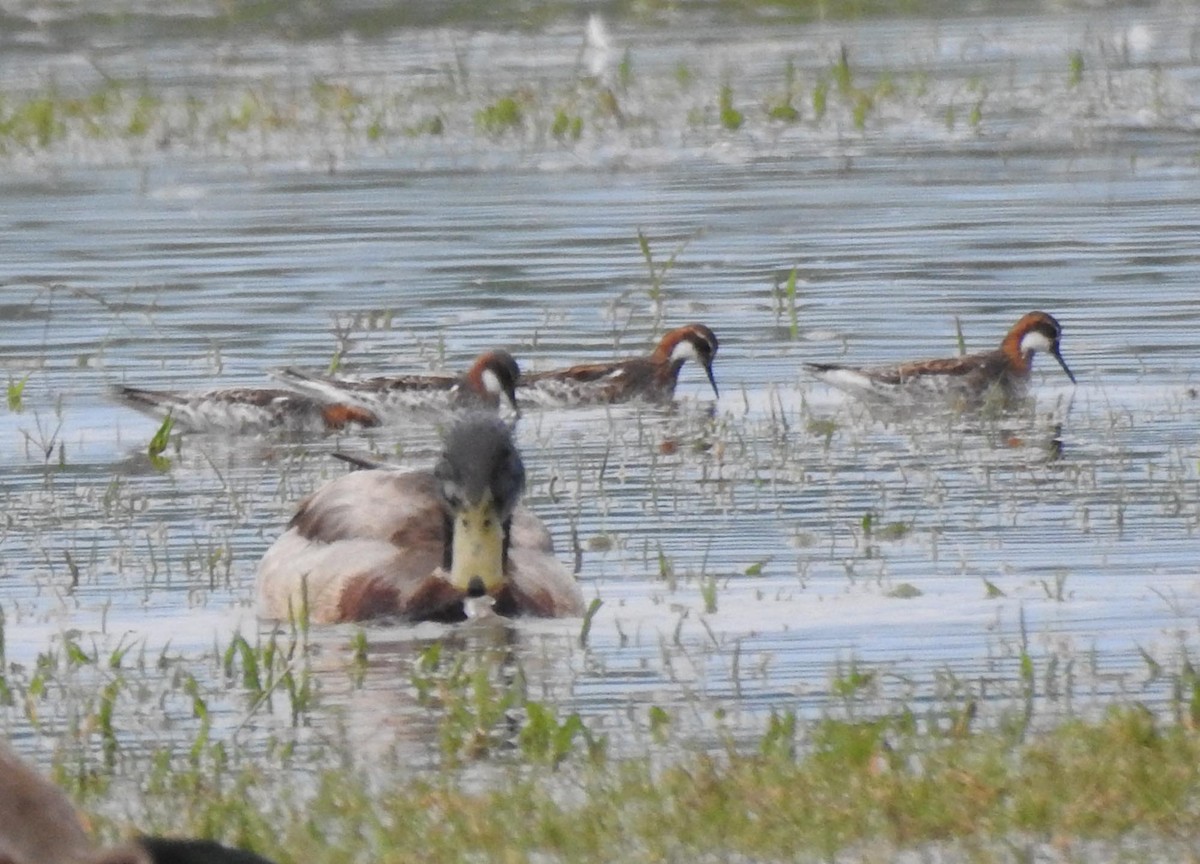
[258,469,462,623]
[288,469,443,544]
[509,507,554,552]
[256,528,457,623]
[504,508,584,617]
[505,548,585,617]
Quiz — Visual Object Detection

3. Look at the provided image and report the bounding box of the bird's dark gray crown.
[435,414,525,519]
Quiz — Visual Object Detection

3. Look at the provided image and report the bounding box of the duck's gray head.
[434,414,526,596]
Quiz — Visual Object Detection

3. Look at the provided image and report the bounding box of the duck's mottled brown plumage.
[257,414,583,624]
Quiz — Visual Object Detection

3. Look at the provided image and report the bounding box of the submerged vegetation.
[0,23,1182,170]
[3,5,1200,862]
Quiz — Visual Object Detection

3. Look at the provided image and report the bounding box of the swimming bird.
[113,385,380,435]
[270,349,521,418]
[519,323,719,406]
[257,413,584,624]
[0,740,277,864]
[805,311,1075,407]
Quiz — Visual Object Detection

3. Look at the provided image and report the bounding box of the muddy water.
[1,2,1199,758]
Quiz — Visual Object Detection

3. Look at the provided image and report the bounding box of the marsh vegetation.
[2,1,1199,861]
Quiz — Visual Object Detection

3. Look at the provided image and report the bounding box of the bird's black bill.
[704,362,720,399]
[1052,347,1076,385]
[504,386,522,419]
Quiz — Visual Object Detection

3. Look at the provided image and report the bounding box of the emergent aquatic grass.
[12,566,1200,862]
[6,261,1200,862]
[54,691,1200,864]
[0,28,1167,170]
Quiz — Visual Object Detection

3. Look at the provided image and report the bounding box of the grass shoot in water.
[718,83,743,130]
[7,374,28,411]
[147,413,174,471]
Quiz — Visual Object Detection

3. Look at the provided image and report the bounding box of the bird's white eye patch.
[481,368,503,395]
[1019,330,1054,355]
[670,339,701,363]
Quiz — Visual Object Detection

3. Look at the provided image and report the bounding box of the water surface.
[1,0,1198,764]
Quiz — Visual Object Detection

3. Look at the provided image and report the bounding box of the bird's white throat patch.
[480,368,504,396]
[670,339,700,363]
[1018,330,1054,355]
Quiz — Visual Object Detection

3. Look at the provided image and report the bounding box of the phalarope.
[256,413,585,624]
[271,349,521,418]
[519,323,719,406]
[113,385,380,434]
[805,311,1076,407]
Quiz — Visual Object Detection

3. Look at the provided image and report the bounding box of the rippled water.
[1,1,1199,762]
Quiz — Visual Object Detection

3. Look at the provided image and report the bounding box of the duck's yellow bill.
[448,494,506,595]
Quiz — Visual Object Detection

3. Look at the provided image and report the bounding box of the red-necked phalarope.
[271,349,520,418]
[806,311,1076,406]
[113,385,380,434]
[520,323,719,406]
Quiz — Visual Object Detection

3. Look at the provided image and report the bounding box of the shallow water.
[1,0,1199,765]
